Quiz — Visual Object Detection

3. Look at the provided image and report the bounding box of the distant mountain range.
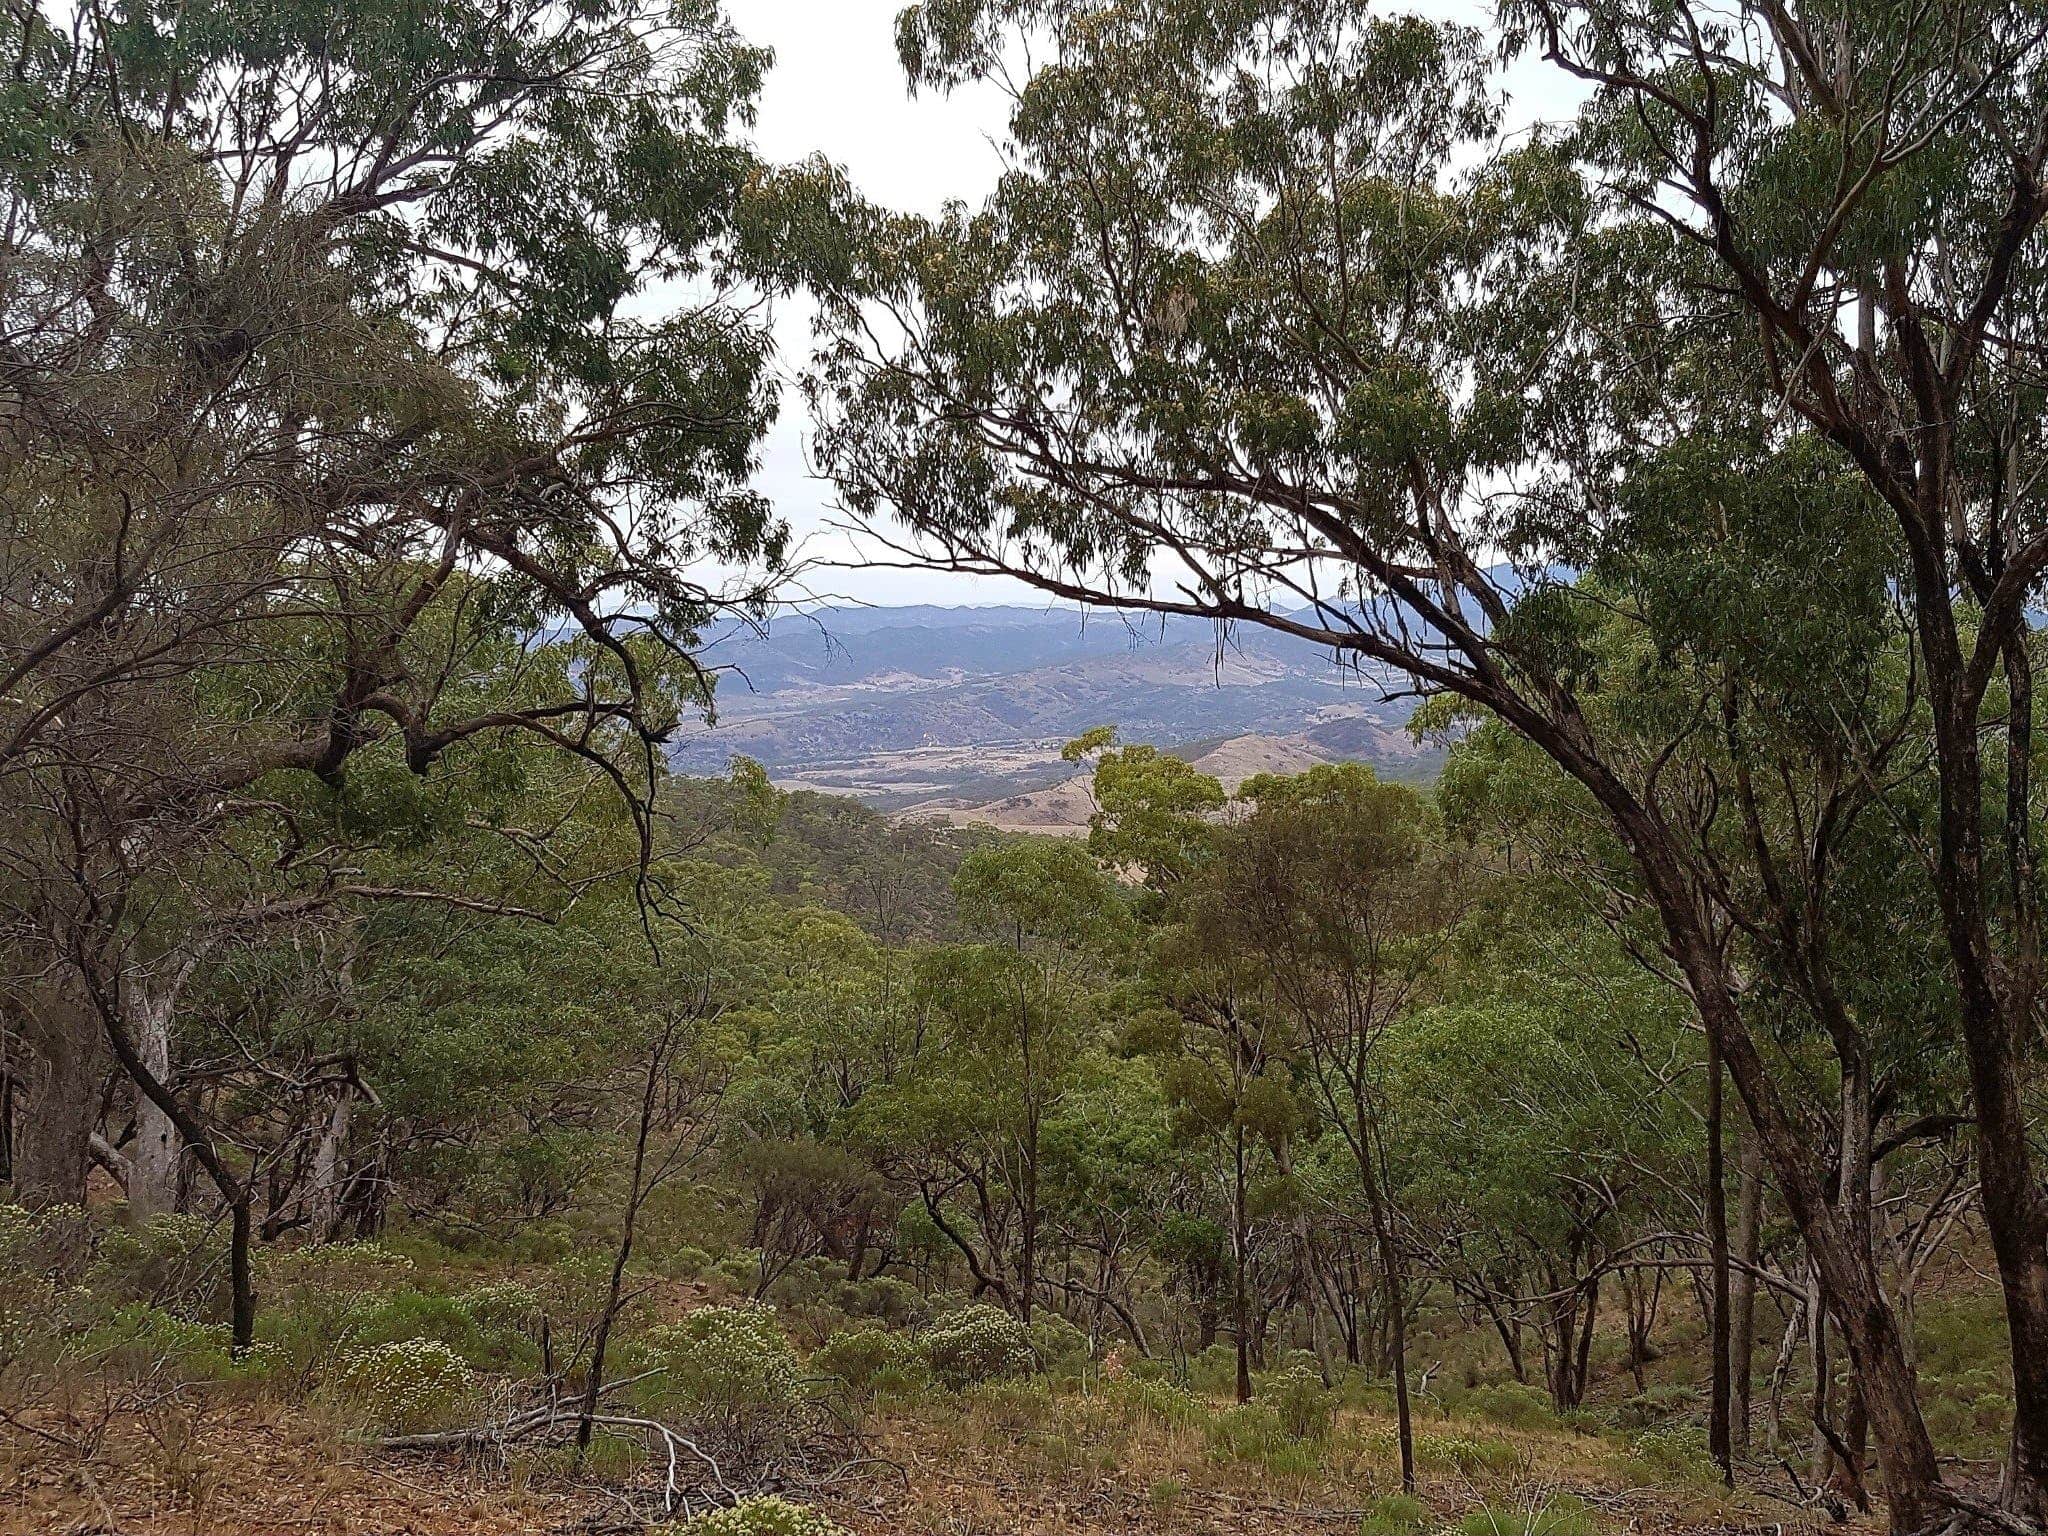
[668,603,1439,829]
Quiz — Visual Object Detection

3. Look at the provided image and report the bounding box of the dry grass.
[1,1374,1867,1536]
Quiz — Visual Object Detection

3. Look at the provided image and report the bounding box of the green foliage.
[336,1287,541,1375]
[1360,1492,1434,1536]
[1268,1363,1336,1441]
[81,1304,273,1384]
[1619,1423,1716,1487]
[1417,1432,1525,1477]
[1109,1376,1206,1430]
[1456,1494,1598,1536]
[327,1339,473,1432]
[88,1215,224,1311]
[668,1498,850,1536]
[654,1303,804,1460]
[1455,1382,1558,1432]
[918,1303,1034,1389]
[1026,1312,1090,1374]
[810,1328,911,1395]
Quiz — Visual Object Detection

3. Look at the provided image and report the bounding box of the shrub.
[668,1495,849,1536]
[1269,1363,1335,1440]
[1187,1341,1240,1395]
[670,1246,714,1280]
[963,1377,1055,1430]
[831,1274,926,1327]
[80,1304,269,1383]
[1360,1491,1433,1536]
[1611,1383,1696,1430]
[263,1241,415,1305]
[1205,1402,1289,1464]
[89,1214,223,1310]
[1110,1376,1206,1430]
[655,1303,804,1463]
[919,1303,1033,1388]
[327,1338,473,1432]
[336,1288,538,1375]
[712,1254,759,1290]
[811,1327,909,1394]
[1418,1431,1525,1477]
[1027,1312,1090,1373]
[0,1203,93,1359]
[1621,1422,1715,1486]
[1459,1381,1557,1430]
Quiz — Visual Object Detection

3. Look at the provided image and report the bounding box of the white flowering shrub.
[654,1303,804,1464]
[1268,1363,1334,1440]
[89,1214,223,1308]
[0,1203,85,1361]
[456,1280,541,1333]
[328,1338,474,1432]
[669,1495,850,1536]
[919,1303,1033,1389]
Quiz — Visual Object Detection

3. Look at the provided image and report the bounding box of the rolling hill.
[669,603,1439,828]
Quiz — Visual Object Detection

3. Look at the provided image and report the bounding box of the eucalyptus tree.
[0,0,806,1210]
[1217,764,1457,1489]
[806,0,2048,1521]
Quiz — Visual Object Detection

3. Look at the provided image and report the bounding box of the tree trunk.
[1707,1031,1733,1482]
[129,981,180,1220]
[1357,1120,1415,1492]
[306,1085,352,1243]
[229,1196,256,1351]
[1731,1127,1763,1455]
[1233,1124,1251,1404]
[12,1013,98,1208]
[1650,900,1941,1533]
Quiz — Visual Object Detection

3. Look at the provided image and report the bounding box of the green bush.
[89,1214,223,1310]
[327,1338,473,1432]
[263,1241,415,1304]
[1458,1381,1557,1430]
[1187,1341,1240,1395]
[1418,1431,1525,1477]
[336,1287,538,1374]
[1110,1375,1206,1429]
[1269,1363,1335,1440]
[655,1303,804,1463]
[1360,1491,1433,1536]
[963,1377,1055,1429]
[0,1203,95,1359]
[810,1327,909,1394]
[668,1495,849,1536]
[831,1274,927,1327]
[919,1303,1033,1389]
[80,1303,271,1383]
[1027,1312,1090,1373]
[1205,1402,1289,1464]
[1612,1383,1697,1430]
[1621,1422,1715,1486]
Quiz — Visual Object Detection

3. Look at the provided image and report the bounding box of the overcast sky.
[728,0,1580,609]
[737,1,1013,607]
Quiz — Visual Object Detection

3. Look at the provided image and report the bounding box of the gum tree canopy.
[0,0,802,1238]
[811,0,2048,1528]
